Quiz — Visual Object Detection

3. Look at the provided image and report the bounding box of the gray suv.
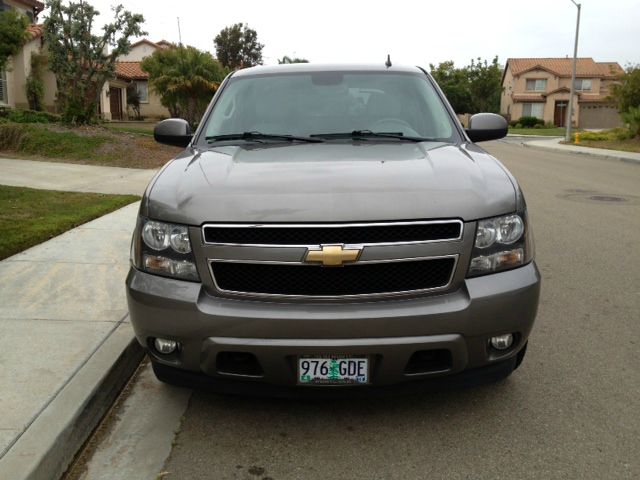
[126,63,540,395]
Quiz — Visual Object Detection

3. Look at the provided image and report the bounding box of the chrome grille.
[201,220,464,299]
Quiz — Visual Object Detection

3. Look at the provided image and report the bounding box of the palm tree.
[142,46,227,126]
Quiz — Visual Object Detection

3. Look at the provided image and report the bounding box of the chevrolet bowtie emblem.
[305,245,362,267]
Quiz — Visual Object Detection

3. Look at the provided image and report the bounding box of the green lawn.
[0,186,139,260]
[571,138,640,153]
[104,124,154,136]
[508,127,566,136]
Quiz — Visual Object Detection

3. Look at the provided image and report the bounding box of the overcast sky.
[61,0,640,68]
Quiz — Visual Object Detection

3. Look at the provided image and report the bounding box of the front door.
[109,87,122,120]
[554,101,568,127]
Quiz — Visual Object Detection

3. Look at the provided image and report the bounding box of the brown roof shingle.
[507,58,623,78]
[115,61,149,80]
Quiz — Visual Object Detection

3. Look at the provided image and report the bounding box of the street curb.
[522,141,640,165]
[0,322,144,480]
[506,134,564,138]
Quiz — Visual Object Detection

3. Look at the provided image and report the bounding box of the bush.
[514,123,523,129]
[621,106,640,137]
[533,124,544,129]
[0,124,28,150]
[544,121,556,128]
[518,116,545,128]
[575,128,635,142]
[0,108,61,123]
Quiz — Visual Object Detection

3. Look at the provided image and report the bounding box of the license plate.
[297,355,369,385]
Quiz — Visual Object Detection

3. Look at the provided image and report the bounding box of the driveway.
[0,158,157,195]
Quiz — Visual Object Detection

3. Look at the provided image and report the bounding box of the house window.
[525,79,547,91]
[135,81,148,103]
[522,103,544,118]
[0,70,8,105]
[574,79,592,91]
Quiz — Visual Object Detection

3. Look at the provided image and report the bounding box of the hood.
[145,142,516,225]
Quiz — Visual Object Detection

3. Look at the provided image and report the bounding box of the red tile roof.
[115,61,149,80]
[506,58,623,78]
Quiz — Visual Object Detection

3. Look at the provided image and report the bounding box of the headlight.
[131,217,199,281]
[467,212,533,277]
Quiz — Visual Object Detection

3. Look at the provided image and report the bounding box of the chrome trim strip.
[207,254,459,300]
[201,219,464,247]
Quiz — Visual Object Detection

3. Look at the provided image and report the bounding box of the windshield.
[199,71,459,143]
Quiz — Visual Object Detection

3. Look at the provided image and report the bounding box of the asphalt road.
[74,141,640,480]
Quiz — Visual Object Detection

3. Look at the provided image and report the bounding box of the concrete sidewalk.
[524,137,640,164]
[0,202,144,480]
[0,157,158,195]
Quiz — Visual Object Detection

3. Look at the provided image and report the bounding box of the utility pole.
[177,17,183,46]
[565,0,581,142]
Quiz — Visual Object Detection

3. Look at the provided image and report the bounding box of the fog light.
[490,334,514,351]
[154,338,178,354]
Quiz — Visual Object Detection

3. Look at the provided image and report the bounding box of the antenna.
[385,54,392,68]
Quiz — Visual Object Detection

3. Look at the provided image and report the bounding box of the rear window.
[200,71,458,142]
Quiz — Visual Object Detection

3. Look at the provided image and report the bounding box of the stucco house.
[0,0,58,111]
[1,0,170,121]
[101,38,172,120]
[501,58,624,128]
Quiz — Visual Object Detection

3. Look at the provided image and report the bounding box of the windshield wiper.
[206,132,324,143]
[311,130,431,142]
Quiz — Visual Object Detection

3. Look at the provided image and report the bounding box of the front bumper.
[126,262,540,390]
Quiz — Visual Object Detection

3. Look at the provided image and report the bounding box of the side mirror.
[465,113,508,143]
[154,119,193,148]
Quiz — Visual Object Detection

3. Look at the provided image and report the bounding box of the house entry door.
[554,101,567,127]
[109,87,122,120]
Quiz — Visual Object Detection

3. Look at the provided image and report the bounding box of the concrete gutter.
[0,202,144,480]
[523,137,640,164]
[0,324,143,480]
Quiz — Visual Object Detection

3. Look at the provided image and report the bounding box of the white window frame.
[0,69,8,105]
[135,81,149,103]
[522,102,544,119]
[525,79,547,92]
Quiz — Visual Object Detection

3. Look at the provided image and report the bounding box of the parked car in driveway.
[126,63,540,395]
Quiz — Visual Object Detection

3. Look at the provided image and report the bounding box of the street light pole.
[565,0,581,142]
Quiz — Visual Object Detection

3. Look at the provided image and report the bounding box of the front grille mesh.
[211,258,456,297]
[203,221,461,245]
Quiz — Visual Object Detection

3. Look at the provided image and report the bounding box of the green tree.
[44,0,145,124]
[214,23,263,69]
[126,84,141,119]
[0,9,29,70]
[26,52,48,111]
[141,45,227,127]
[466,56,502,113]
[611,65,640,113]
[278,55,309,64]
[429,61,472,113]
[429,57,502,114]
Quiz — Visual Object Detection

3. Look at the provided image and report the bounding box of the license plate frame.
[297,355,370,386]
